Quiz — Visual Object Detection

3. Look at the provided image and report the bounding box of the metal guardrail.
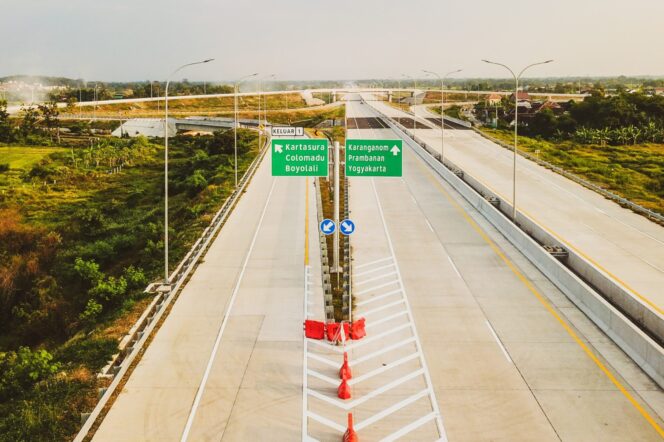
[471,129,664,224]
[74,134,271,442]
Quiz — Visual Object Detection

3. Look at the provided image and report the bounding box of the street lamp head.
[202,58,215,63]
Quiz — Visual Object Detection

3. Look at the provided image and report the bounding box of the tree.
[0,100,14,142]
[529,109,558,138]
[37,101,60,143]
[19,105,39,139]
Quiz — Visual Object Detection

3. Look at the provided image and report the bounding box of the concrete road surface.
[93,145,321,441]
[382,100,664,323]
[329,96,664,440]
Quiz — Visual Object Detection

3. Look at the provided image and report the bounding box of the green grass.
[480,128,664,214]
[0,146,63,169]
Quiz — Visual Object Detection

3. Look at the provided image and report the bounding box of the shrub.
[123,265,147,290]
[185,170,208,195]
[0,163,9,173]
[0,347,60,401]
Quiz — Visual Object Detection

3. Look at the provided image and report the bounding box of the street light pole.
[234,73,258,187]
[482,59,553,221]
[258,74,275,152]
[423,69,462,166]
[163,58,214,285]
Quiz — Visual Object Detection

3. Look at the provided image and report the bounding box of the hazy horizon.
[3,0,664,82]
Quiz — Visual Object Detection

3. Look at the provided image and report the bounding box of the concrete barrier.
[381,114,664,388]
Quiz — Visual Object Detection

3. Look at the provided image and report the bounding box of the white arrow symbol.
[274,144,283,153]
[342,221,352,232]
[323,222,334,232]
[390,145,400,156]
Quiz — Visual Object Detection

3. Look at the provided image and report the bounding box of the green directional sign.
[345,139,403,177]
[271,139,328,176]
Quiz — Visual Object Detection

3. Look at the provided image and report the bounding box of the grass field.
[0,146,64,168]
[480,128,664,214]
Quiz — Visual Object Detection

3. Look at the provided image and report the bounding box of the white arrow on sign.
[323,221,334,232]
[390,145,400,156]
[341,221,351,231]
[274,144,283,153]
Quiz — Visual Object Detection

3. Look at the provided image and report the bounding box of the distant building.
[112,118,176,138]
[509,91,531,102]
[486,93,502,105]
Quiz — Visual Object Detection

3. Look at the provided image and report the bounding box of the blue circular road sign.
[320,219,336,235]
[340,219,356,235]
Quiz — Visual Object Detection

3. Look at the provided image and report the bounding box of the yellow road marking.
[467,171,663,316]
[412,156,664,437]
[305,177,309,266]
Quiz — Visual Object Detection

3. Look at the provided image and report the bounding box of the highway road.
[93,144,322,441]
[373,99,664,327]
[331,96,664,440]
[92,95,664,441]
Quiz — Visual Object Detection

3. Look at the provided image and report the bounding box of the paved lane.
[345,96,664,441]
[94,148,314,441]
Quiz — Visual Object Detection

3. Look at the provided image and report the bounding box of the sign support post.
[333,141,340,273]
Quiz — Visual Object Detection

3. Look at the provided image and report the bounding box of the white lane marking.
[356,256,393,269]
[307,411,346,433]
[307,368,339,386]
[447,256,462,279]
[425,219,434,232]
[353,337,417,365]
[366,310,409,329]
[307,353,339,368]
[307,368,425,411]
[303,266,310,442]
[355,270,398,286]
[356,288,402,307]
[180,179,278,442]
[410,195,417,204]
[356,279,400,296]
[371,179,448,441]
[349,352,420,385]
[379,412,438,442]
[361,299,406,317]
[355,263,396,278]
[347,323,412,350]
[595,207,607,215]
[355,389,430,431]
[485,320,513,364]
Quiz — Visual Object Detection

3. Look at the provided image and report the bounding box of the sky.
[2,0,664,82]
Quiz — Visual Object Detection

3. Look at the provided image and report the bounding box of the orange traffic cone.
[337,378,351,400]
[339,352,352,380]
[343,412,358,442]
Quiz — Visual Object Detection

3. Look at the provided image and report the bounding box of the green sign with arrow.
[271,139,328,176]
[345,139,403,177]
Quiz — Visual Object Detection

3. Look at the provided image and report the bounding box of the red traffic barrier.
[343,412,358,442]
[327,322,350,342]
[337,378,351,400]
[350,317,366,340]
[304,320,325,340]
[339,352,352,380]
